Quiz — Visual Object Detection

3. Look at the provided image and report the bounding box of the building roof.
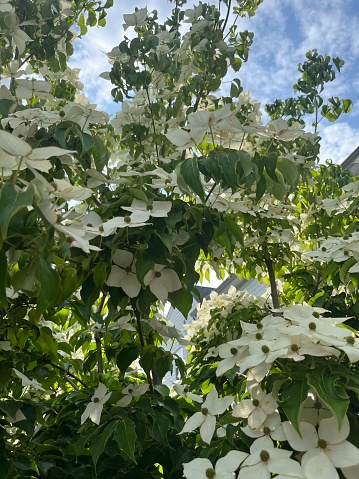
[341,145,359,175]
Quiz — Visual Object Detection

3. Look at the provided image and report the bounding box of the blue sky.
[69,0,359,164]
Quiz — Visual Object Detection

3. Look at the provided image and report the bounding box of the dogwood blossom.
[179,386,234,444]
[183,450,248,479]
[13,368,45,391]
[106,250,141,298]
[238,436,306,479]
[233,385,278,429]
[81,383,111,425]
[144,264,182,303]
[122,199,172,217]
[116,383,150,407]
[283,415,359,479]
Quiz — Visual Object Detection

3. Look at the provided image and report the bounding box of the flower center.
[314,401,322,410]
[184,387,189,393]
[256,323,263,330]
[66,236,75,243]
[252,399,260,407]
[147,204,153,211]
[261,345,270,354]
[346,336,355,345]
[260,450,270,461]
[308,322,317,330]
[263,426,271,435]
[154,271,162,278]
[230,347,238,355]
[205,468,216,479]
[201,407,209,415]
[321,247,327,252]
[125,266,132,273]
[312,312,320,318]
[165,179,171,185]
[128,388,133,393]
[291,344,299,352]
[256,332,263,340]
[93,397,100,403]
[317,439,327,449]
[124,216,131,224]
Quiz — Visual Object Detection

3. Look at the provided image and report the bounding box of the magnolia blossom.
[283,415,359,479]
[233,385,278,429]
[144,264,182,303]
[183,450,248,479]
[81,383,111,425]
[179,386,234,444]
[116,383,149,407]
[106,250,141,298]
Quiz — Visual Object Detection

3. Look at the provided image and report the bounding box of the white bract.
[233,385,278,429]
[106,249,141,298]
[13,368,45,391]
[179,386,234,444]
[283,415,359,479]
[81,383,111,425]
[238,436,306,479]
[116,383,150,407]
[144,264,182,303]
[183,450,248,479]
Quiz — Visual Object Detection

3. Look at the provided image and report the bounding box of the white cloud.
[319,122,359,164]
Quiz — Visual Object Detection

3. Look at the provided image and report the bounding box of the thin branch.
[134,308,154,391]
[221,0,232,33]
[205,182,217,203]
[264,257,280,310]
[50,362,88,389]
[95,294,106,374]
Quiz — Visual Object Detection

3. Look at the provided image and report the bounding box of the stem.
[205,182,217,203]
[49,362,88,388]
[134,308,154,391]
[264,257,280,309]
[221,0,232,33]
[95,295,106,374]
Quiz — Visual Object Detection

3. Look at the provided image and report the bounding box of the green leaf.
[218,150,239,189]
[116,346,139,375]
[307,369,349,427]
[277,157,298,186]
[224,217,244,245]
[0,183,34,246]
[178,157,205,202]
[35,258,61,320]
[279,380,310,433]
[148,412,170,446]
[114,418,137,463]
[92,421,117,470]
[94,261,108,289]
[129,188,147,203]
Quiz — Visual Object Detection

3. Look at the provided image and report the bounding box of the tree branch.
[264,256,280,310]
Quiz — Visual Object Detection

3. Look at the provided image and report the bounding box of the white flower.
[179,386,234,444]
[122,199,172,218]
[241,411,286,441]
[102,212,150,235]
[173,384,203,403]
[233,385,278,429]
[144,264,182,303]
[108,314,136,332]
[81,383,111,425]
[283,415,359,479]
[183,450,248,479]
[300,392,332,425]
[106,250,141,298]
[216,341,248,376]
[116,383,150,407]
[123,7,148,30]
[238,436,306,479]
[13,368,45,391]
